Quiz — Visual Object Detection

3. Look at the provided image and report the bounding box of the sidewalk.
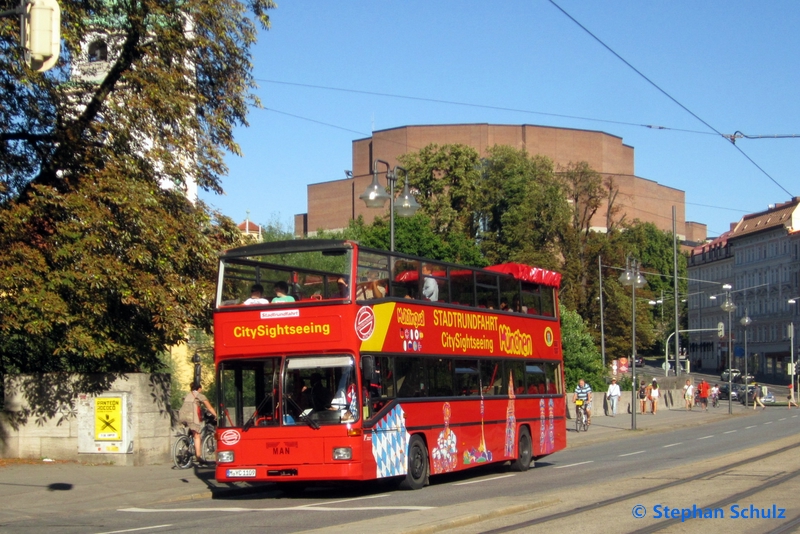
[568,400,756,449]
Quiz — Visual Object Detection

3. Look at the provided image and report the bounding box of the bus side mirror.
[362,355,375,383]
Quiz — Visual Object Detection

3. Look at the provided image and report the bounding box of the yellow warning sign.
[95,397,122,441]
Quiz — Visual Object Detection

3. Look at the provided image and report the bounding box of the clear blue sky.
[198,1,800,239]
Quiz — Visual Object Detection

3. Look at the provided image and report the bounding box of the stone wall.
[0,373,174,466]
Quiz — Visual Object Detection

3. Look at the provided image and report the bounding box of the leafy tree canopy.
[345,214,486,267]
[398,143,482,239]
[477,145,570,270]
[561,308,605,392]
[0,0,274,377]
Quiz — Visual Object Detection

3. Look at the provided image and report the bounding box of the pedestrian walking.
[637,380,648,414]
[683,380,694,411]
[606,378,621,417]
[788,384,798,409]
[697,379,710,411]
[753,383,766,410]
[650,378,660,414]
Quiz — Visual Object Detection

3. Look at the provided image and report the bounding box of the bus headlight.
[332,447,352,460]
[217,450,234,463]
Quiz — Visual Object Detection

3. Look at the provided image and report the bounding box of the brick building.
[295,123,706,243]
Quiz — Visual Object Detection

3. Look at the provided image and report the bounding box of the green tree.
[398,144,482,238]
[477,146,570,270]
[561,308,604,392]
[346,214,486,266]
[0,0,274,387]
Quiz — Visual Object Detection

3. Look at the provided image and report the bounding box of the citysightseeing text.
[233,322,331,340]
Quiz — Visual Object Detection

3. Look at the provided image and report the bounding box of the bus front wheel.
[510,426,532,472]
[399,435,429,490]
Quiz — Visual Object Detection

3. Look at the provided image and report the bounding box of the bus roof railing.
[220,239,354,260]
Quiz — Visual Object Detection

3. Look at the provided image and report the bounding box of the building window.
[88,40,108,62]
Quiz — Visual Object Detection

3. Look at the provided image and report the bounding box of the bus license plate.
[227,469,256,478]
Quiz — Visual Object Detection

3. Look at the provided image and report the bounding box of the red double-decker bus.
[212,240,565,490]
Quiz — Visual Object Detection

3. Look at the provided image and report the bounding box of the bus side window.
[541,287,556,317]
[504,361,525,396]
[395,356,425,398]
[480,360,502,395]
[427,358,454,397]
[545,362,562,394]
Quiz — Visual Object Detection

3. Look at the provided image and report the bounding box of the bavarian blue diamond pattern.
[371,404,410,478]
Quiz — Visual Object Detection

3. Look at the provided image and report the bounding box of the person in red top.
[697,379,710,411]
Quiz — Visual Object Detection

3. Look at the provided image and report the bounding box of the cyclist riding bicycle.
[710,383,720,408]
[178,382,217,466]
[573,378,593,424]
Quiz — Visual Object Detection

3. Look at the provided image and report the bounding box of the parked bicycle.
[173,411,217,469]
[574,399,588,432]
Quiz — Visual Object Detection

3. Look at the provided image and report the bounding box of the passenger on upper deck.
[337,277,350,298]
[357,271,386,299]
[422,264,439,302]
[243,284,270,305]
[272,281,296,303]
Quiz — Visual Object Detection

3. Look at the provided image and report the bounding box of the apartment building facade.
[688,198,800,381]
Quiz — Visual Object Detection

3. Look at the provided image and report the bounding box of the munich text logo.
[499,325,532,357]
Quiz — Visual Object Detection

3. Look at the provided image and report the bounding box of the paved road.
[3,402,797,533]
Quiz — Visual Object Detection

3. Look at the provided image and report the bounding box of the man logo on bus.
[544,327,554,347]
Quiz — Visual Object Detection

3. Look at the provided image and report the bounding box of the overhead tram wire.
[256,78,716,136]
[547,0,794,199]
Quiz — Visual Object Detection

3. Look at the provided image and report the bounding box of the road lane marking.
[298,494,389,507]
[724,430,736,434]
[618,451,645,457]
[121,492,433,513]
[697,435,714,440]
[780,418,787,421]
[764,421,773,425]
[454,474,516,486]
[663,443,682,448]
[746,425,757,429]
[121,505,433,512]
[554,461,593,469]
[95,526,172,534]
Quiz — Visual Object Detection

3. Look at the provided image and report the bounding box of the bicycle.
[711,393,719,408]
[574,399,588,432]
[173,412,217,469]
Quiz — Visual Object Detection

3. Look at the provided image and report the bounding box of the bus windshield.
[284,355,358,426]
[217,241,352,306]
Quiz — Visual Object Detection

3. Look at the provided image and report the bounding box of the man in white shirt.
[243,284,270,305]
[606,377,621,417]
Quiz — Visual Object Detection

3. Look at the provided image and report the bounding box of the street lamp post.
[720,284,736,415]
[599,255,606,369]
[791,322,796,402]
[359,160,420,252]
[620,256,646,430]
[740,308,751,408]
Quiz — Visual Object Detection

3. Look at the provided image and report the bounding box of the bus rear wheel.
[510,426,532,472]
[399,435,429,490]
